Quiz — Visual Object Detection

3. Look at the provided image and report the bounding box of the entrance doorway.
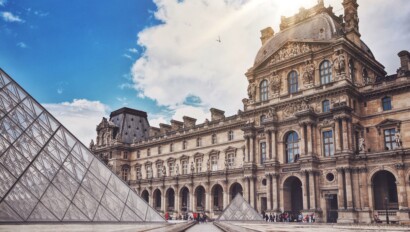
[283,176,303,213]
[326,194,338,223]
[261,197,267,213]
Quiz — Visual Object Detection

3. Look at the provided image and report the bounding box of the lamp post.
[385,196,390,224]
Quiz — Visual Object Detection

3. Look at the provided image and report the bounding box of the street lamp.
[385,196,390,224]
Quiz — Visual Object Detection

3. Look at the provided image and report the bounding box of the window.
[196,137,202,147]
[147,148,150,157]
[182,161,188,175]
[157,163,163,178]
[349,59,355,83]
[288,71,298,94]
[121,168,129,181]
[320,60,332,84]
[211,156,218,171]
[384,128,396,150]
[169,162,175,176]
[211,134,217,144]
[158,146,162,155]
[323,130,334,157]
[195,158,202,173]
[227,153,235,168]
[260,80,269,101]
[182,140,187,150]
[322,100,330,113]
[382,97,392,111]
[260,142,266,164]
[136,167,141,179]
[137,150,140,159]
[285,131,299,163]
[123,152,128,159]
[228,131,234,141]
[170,143,173,152]
[146,166,152,178]
[260,115,266,123]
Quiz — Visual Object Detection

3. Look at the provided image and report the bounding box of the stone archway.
[141,190,149,203]
[283,176,303,213]
[211,184,224,211]
[230,182,243,200]
[180,186,190,212]
[195,185,206,212]
[372,170,399,210]
[153,189,162,211]
[166,188,175,212]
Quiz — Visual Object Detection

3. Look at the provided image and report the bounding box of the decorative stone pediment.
[180,154,189,161]
[283,98,314,118]
[194,152,204,159]
[224,146,237,154]
[154,159,163,165]
[208,149,220,159]
[376,119,401,134]
[167,157,176,163]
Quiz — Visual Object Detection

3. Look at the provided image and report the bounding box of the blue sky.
[1,0,409,144]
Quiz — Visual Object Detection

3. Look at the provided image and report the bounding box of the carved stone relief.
[283,99,313,117]
[269,43,312,65]
[270,72,282,96]
[302,60,315,87]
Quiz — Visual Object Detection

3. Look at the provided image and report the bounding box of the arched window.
[121,168,129,181]
[288,71,298,94]
[322,100,330,113]
[320,60,332,84]
[260,80,269,101]
[382,96,392,111]
[349,59,355,83]
[211,134,217,144]
[228,131,234,141]
[285,132,299,163]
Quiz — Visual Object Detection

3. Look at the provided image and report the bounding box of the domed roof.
[254,13,342,65]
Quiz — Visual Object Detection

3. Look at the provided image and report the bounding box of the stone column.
[250,136,255,162]
[345,168,354,209]
[334,119,342,152]
[360,168,369,209]
[149,190,154,208]
[245,136,250,162]
[347,119,353,151]
[266,174,272,211]
[299,123,306,156]
[303,171,309,210]
[396,164,408,209]
[337,168,345,209]
[250,177,255,208]
[309,171,316,209]
[307,123,313,156]
[266,131,272,160]
[342,118,349,151]
[272,174,279,211]
[352,168,361,210]
[244,177,250,204]
[175,187,180,214]
[190,187,194,212]
[161,187,166,213]
[223,182,229,209]
[206,184,211,213]
[272,131,277,161]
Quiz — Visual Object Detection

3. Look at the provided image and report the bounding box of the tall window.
[123,152,128,159]
[170,143,173,152]
[212,134,217,144]
[322,100,330,113]
[384,128,396,150]
[121,168,129,181]
[136,167,141,179]
[320,60,332,84]
[349,59,355,83]
[196,137,202,147]
[146,166,152,178]
[182,161,188,174]
[195,158,202,173]
[288,71,298,94]
[211,156,218,171]
[323,130,334,156]
[260,80,269,101]
[260,142,266,164]
[382,97,392,111]
[147,148,150,157]
[169,162,175,176]
[137,150,140,159]
[228,131,234,141]
[260,115,266,124]
[285,131,299,163]
[182,140,187,150]
[158,146,162,155]
[227,153,235,168]
[157,164,163,178]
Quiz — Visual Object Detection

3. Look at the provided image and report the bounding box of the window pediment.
[155,159,164,165]
[376,119,401,134]
[194,152,204,159]
[180,154,189,161]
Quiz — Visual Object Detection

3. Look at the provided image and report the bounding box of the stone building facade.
[91,0,410,224]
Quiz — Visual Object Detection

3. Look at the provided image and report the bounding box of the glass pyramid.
[216,194,263,221]
[0,69,164,223]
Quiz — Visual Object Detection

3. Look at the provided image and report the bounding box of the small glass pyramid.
[217,194,263,221]
[0,69,164,222]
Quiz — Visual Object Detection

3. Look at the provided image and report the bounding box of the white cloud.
[128,48,138,53]
[0,0,7,7]
[43,99,109,145]
[1,11,24,23]
[131,0,410,124]
[16,42,27,48]
[123,54,132,59]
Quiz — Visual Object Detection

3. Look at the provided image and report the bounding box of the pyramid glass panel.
[217,194,263,221]
[0,69,164,223]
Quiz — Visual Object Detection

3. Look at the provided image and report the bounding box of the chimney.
[170,120,183,130]
[149,127,160,137]
[260,27,274,45]
[342,0,361,46]
[159,123,172,134]
[398,50,410,71]
[210,108,225,121]
[183,116,197,128]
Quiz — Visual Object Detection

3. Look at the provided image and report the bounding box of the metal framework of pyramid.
[0,69,164,223]
[216,194,263,221]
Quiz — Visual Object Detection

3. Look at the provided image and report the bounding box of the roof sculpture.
[216,193,263,221]
[0,69,164,223]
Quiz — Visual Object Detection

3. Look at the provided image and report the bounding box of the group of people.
[164,212,208,222]
[262,212,316,223]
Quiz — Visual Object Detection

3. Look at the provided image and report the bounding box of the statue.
[302,61,315,85]
[175,163,179,175]
[270,72,282,94]
[190,161,195,174]
[395,131,402,148]
[362,68,370,85]
[359,137,366,151]
[89,139,95,149]
[266,106,278,121]
[162,166,167,177]
[247,83,257,100]
[334,53,346,75]
[206,159,210,171]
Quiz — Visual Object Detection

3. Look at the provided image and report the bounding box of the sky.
[1,0,409,144]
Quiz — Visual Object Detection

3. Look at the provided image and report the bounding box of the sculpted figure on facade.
[266,106,278,121]
[302,61,315,86]
[362,68,371,85]
[89,139,95,149]
[271,43,311,65]
[247,82,257,100]
[359,136,366,151]
[175,163,179,175]
[190,161,195,174]
[162,166,166,177]
[270,72,282,95]
[344,1,359,32]
[334,53,346,75]
[206,159,210,171]
[395,131,402,148]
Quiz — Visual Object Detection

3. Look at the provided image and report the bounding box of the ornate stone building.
[91,0,410,223]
